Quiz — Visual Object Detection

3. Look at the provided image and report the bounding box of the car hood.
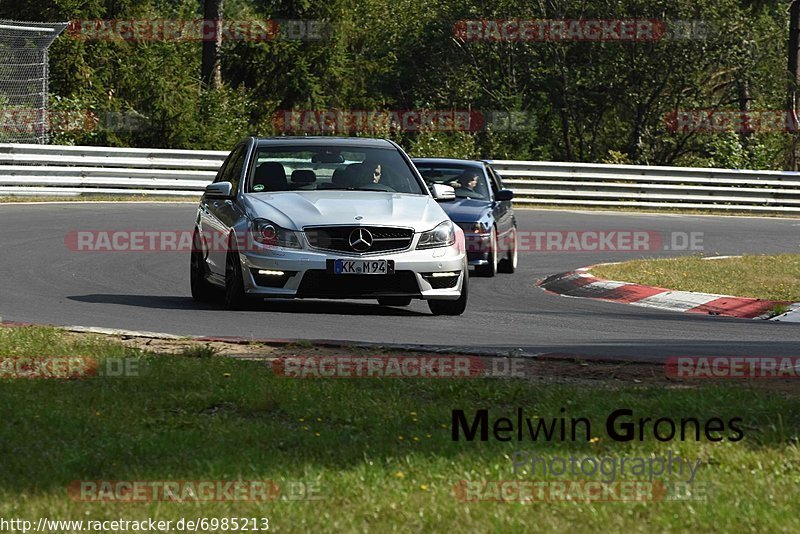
[242,191,449,231]
[438,198,492,223]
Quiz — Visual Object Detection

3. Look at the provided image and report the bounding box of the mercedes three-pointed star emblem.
[348,228,373,252]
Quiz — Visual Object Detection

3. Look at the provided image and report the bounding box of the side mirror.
[430,183,456,201]
[205,182,233,199]
[495,189,514,202]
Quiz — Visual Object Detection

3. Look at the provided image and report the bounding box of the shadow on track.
[66,294,430,316]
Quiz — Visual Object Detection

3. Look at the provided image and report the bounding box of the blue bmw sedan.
[412,158,518,277]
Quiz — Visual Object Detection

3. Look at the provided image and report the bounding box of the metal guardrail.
[0,143,226,197]
[1,143,800,213]
[488,160,800,213]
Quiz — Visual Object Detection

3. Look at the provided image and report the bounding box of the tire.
[377,297,413,307]
[475,227,498,277]
[428,270,469,316]
[190,230,219,302]
[498,226,518,274]
[224,245,251,310]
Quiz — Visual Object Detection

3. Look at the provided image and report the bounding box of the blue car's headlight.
[251,218,301,249]
[456,221,490,234]
[416,220,455,249]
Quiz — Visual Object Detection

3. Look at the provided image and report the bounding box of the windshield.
[247,145,426,195]
[414,162,490,200]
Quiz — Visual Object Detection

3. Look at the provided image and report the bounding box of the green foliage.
[406,130,480,159]
[2,0,795,167]
[602,150,634,165]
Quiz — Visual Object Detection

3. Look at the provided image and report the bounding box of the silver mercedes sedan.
[190,137,468,315]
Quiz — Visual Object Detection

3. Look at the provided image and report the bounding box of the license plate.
[334,259,388,275]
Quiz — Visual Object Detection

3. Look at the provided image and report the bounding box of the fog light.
[430,271,459,277]
[258,269,286,276]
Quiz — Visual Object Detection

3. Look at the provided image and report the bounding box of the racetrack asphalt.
[1,203,798,361]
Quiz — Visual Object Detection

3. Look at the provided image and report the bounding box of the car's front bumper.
[238,242,467,301]
[463,232,492,265]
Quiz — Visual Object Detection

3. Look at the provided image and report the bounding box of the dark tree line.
[0,0,794,169]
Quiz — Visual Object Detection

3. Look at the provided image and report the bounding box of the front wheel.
[428,271,469,316]
[498,227,518,274]
[225,248,251,310]
[190,231,219,302]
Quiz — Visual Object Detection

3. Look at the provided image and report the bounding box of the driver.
[457,171,480,191]
[362,159,382,183]
[343,160,386,188]
[345,162,377,187]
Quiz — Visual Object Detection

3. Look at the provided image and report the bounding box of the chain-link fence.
[0,20,67,144]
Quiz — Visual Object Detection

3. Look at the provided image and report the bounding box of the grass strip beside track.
[0,326,798,532]
[591,254,800,303]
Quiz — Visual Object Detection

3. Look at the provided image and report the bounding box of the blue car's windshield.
[247,145,426,195]
[414,163,490,200]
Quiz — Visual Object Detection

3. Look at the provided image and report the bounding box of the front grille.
[296,270,421,298]
[422,273,461,289]
[304,226,414,254]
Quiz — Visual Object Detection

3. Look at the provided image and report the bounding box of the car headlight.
[416,220,456,249]
[457,221,489,234]
[251,218,301,249]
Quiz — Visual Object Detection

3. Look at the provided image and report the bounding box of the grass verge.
[591,254,800,302]
[0,326,799,532]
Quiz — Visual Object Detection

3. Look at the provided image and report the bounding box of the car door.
[486,164,514,242]
[201,143,248,275]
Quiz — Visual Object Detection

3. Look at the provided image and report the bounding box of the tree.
[201,0,223,89]
[788,0,800,169]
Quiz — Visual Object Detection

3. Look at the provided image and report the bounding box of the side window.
[212,156,230,183]
[487,166,503,192]
[218,145,246,193]
[484,166,499,195]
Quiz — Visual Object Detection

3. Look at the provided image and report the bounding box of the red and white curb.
[538,268,800,321]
